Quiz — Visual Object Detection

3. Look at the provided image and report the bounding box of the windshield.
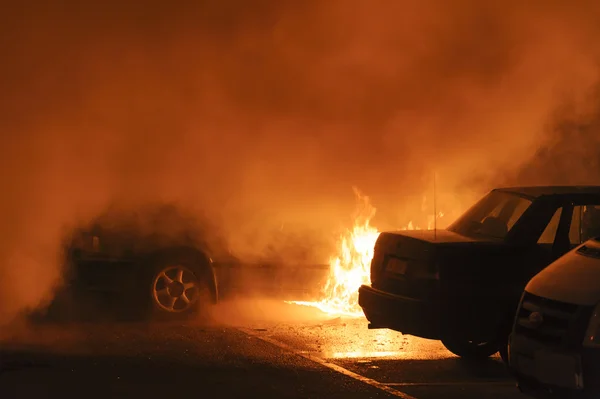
[447,191,532,240]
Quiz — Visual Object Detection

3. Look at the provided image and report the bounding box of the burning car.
[55,203,329,320]
[358,186,600,360]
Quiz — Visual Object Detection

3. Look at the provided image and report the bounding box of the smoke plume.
[1,0,600,325]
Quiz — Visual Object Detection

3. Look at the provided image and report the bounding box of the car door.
[512,202,572,286]
[551,202,576,259]
[531,204,569,265]
[531,202,600,274]
[68,225,136,292]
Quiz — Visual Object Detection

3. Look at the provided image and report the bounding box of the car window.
[538,208,562,244]
[447,191,532,240]
[570,206,582,244]
[70,230,102,254]
[507,198,532,230]
[570,205,600,244]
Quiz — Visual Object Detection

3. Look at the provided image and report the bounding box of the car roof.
[494,186,600,200]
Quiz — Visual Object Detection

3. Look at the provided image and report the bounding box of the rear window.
[447,191,532,240]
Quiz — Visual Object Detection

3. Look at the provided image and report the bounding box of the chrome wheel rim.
[151,265,200,313]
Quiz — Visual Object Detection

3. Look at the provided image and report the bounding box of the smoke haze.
[1,0,600,325]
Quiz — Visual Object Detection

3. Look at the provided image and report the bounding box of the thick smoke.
[1,0,600,325]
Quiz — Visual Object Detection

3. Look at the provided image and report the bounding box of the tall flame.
[290,189,448,317]
[290,188,380,317]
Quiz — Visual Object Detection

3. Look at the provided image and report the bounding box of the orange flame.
[290,189,450,317]
[290,188,379,317]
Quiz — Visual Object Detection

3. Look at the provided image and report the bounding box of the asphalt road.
[0,299,524,399]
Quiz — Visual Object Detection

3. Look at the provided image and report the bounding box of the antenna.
[433,171,437,240]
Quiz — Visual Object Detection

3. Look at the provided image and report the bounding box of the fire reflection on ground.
[210,299,455,361]
[313,317,455,361]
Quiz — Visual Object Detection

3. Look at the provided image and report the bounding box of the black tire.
[496,316,514,365]
[146,254,213,321]
[441,337,501,360]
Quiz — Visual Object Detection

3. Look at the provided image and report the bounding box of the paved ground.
[0,299,524,399]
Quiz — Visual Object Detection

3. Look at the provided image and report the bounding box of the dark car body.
[358,186,600,358]
[57,203,329,318]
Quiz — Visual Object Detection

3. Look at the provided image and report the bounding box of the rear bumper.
[358,284,441,339]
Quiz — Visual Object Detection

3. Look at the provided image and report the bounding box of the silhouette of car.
[56,203,329,320]
[509,237,600,397]
[358,186,600,360]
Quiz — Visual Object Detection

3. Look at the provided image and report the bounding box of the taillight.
[369,253,384,284]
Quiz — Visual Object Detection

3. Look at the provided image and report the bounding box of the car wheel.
[441,337,501,360]
[150,262,211,319]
